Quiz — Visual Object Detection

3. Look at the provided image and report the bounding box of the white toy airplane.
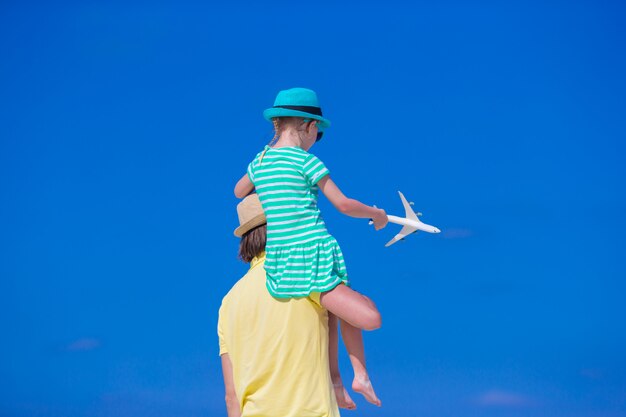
[376,191,441,247]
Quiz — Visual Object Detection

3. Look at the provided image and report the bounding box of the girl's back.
[247,145,347,298]
[249,146,331,248]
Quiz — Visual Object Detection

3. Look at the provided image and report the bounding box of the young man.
[218,194,340,417]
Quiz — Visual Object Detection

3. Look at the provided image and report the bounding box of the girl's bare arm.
[234,174,254,198]
[317,176,388,230]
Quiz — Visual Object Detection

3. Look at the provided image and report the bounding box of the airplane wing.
[398,191,419,221]
[385,225,419,247]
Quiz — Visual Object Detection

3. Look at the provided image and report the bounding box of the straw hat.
[263,87,331,128]
[234,194,267,237]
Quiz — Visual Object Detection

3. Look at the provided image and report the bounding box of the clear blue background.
[1,1,625,416]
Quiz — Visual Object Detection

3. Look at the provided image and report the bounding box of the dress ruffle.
[264,236,349,298]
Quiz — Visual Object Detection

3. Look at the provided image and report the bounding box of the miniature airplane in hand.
[375,191,441,247]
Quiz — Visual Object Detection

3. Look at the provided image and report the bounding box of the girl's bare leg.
[328,313,356,410]
[320,284,381,330]
[339,319,381,407]
[320,284,382,407]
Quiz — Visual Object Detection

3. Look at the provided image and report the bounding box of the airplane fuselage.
[387,215,441,234]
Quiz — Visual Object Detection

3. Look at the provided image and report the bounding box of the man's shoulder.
[220,263,264,302]
[220,266,323,313]
[221,273,252,301]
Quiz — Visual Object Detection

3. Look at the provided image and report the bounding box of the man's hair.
[238,224,267,263]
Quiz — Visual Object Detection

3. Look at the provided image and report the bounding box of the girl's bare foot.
[333,382,356,410]
[352,376,381,407]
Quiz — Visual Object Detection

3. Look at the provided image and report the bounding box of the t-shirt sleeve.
[247,151,265,184]
[303,154,330,186]
[217,302,228,356]
[247,159,256,183]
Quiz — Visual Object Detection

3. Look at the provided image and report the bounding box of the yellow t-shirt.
[218,252,340,417]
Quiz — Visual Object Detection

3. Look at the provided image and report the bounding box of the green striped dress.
[247,145,349,298]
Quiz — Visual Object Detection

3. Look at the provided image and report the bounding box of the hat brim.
[263,108,331,128]
[233,213,267,237]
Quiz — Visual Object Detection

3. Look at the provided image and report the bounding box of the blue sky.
[1,1,625,416]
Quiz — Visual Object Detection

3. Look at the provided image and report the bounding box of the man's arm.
[221,353,241,417]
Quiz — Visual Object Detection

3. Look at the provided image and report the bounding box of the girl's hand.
[371,208,388,230]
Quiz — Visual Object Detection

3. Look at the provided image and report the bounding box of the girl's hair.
[270,118,281,147]
[238,224,267,263]
[269,117,308,146]
[261,117,308,163]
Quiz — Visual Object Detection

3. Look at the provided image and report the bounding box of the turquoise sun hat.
[263,87,331,128]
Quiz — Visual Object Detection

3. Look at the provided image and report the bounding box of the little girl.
[234,87,387,408]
